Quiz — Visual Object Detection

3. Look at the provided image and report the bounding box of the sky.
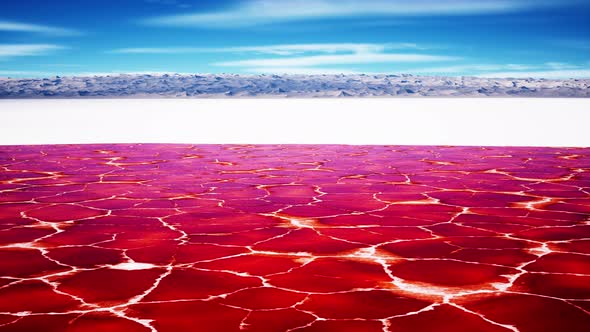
[0,0,589,78]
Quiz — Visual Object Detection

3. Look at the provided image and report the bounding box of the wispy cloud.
[110,43,423,55]
[110,43,460,73]
[110,42,451,73]
[143,0,582,28]
[0,20,80,36]
[0,44,65,58]
[110,42,457,74]
[215,53,458,68]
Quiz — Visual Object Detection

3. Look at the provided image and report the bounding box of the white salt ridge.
[110,262,158,270]
[0,73,588,98]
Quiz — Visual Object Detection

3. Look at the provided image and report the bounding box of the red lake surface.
[0,144,589,332]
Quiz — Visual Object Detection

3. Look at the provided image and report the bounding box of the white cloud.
[0,44,65,58]
[110,42,453,74]
[143,0,580,28]
[215,53,458,67]
[0,20,80,36]
[112,42,456,71]
[111,43,422,55]
[478,69,590,79]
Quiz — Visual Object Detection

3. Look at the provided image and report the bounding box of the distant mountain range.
[1,74,588,98]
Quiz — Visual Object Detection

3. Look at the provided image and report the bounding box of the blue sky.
[1,0,589,78]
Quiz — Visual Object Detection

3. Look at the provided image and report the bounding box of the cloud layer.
[0,20,80,36]
[144,0,581,28]
[0,44,64,58]
[110,42,590,78]
[215,53,458,68]
[111,42,457,74]
[111,43,422,55]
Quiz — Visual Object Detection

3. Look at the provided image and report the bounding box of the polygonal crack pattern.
[0,144,588,332]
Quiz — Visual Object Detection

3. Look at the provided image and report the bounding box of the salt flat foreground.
[0,144,589,332]
[2,99,590,147]
[1,74,589,98]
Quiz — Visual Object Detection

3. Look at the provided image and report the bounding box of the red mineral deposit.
[0,144,588,331]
